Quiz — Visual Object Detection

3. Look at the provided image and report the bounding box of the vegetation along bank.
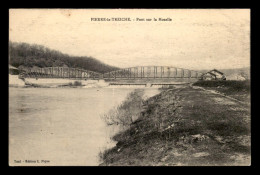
[100,80,250,166]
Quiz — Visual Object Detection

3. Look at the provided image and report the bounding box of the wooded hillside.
[9,42,119,73]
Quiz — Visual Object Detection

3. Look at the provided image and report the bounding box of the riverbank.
[9,75,25,87]
[9,74,110,88]
[100,83,250,166]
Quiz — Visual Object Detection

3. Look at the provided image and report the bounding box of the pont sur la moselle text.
[91,17,172,21]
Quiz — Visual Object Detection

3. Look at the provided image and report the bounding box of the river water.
[9,87,159,166]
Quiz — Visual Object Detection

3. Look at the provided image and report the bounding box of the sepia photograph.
[9,9,250,166]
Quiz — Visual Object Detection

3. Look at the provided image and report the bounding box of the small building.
[209,69,226,80]
[200,69,226,81]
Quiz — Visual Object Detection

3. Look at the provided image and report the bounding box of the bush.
[101,89,145,127]
[73,81,82,86]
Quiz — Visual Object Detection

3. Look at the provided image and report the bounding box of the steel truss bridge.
[19,67,102,79]
[19,66,203,80]
[103,66,202,79]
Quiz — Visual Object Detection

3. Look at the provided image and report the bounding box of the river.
[9,87,159,166]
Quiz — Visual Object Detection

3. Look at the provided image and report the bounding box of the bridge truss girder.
[103,66,202,79]
[20,67,102,79]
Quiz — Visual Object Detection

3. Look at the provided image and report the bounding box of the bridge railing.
[19,67,102,79]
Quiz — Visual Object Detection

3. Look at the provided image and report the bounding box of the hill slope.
[9,42,119,74]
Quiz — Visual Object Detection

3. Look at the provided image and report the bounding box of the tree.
[9,42,119,73]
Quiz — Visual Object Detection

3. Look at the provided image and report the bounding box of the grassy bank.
[100,85,250,166]
[193,80,250,102]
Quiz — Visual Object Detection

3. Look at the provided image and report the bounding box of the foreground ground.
[100,81,250,166]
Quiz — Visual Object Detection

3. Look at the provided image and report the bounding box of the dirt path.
[192,85,249,106]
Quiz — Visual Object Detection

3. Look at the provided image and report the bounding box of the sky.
[9,9,250,70]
